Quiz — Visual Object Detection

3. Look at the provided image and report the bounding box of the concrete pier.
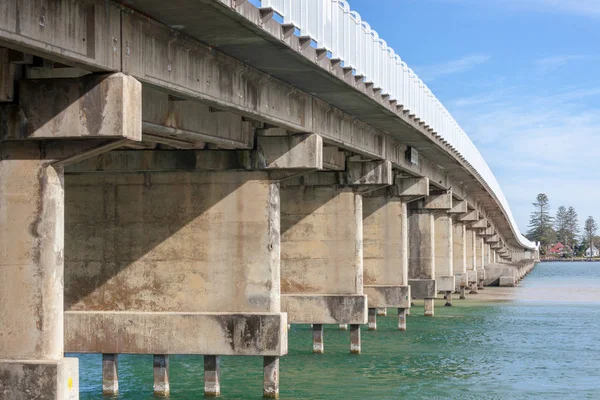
[0,72,140,399]
[368,308,378,331]
[153,355,170,397]
[363,181,411,331]
[280,160,390,352]
[102,354,119,395]
[408,199,437,316]
[407,189,453,316]
[63,161,290,395]
[350,325,361,354]
[398,308,408,331]
[312,324,325,354]
[434,200,455,306]
[204,355,221,397]
[263,356,280,398]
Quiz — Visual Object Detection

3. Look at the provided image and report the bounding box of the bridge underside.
[0,0,535,398]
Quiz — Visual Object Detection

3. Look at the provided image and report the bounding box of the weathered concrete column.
[449,200,468,295]
[312,324,325,354]
[204,355,221,397]
[350,324,361,355]
[362,178,413,331]
[263,356,279,398]
[280,159,391,353]
[368,308,377,330]
[0,72,141,399]
[397,308,408,331]
[432,191,454,306]
[476,235,486,290]
[464,225,478,294]
[153,355,170,397]
[102,354,119,395]
[452,222,468,298]
[408,199,436,316]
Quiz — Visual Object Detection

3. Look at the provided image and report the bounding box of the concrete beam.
[255,134,323,170]
[1,73,141,141]
[65,134,323,173]
[142,86,254,149]
[448,200,468,215]
[481,227,496,237]
[393,176,430,201]
[424,190,452,210]
[487,234,500,244]
[460,209,479,222]
[322,146,346,171]
[470,218,489,230]
[279,295,366,325]
[65,312,287,356]
[346,160,393,187]
[282,160,392,188]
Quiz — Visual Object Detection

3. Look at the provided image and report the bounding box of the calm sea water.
[74,262,600,399]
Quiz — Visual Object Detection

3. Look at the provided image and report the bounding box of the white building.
[585,246,599,257]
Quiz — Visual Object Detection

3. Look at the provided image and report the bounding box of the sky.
[342,0,600,235]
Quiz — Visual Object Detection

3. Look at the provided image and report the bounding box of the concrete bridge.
[0,0,538,398]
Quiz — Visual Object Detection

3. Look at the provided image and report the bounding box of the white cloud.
[445,86,600,231]
[415,54,491,81]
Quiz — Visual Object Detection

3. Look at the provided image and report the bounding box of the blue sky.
[341,0,600,235]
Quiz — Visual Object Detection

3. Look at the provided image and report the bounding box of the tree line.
[526,193,597,256]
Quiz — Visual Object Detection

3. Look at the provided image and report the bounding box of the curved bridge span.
[0,0,538,398]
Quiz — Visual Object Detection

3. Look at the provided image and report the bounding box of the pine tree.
[584,216,598,258]
[565,206,579,249]
[555,206,568,244]
[526,193,555,252]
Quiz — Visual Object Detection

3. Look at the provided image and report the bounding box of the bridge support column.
[453,222,468,299]
[0,72,141,399]
[102,354,119,395]
[62,134,318,397]
[433,203,454,306]
[153,355,170,397]
[263,356,280,398]
[408,199,437,317]
[476,235,486,290]
[280,159,391,353]
[465,228,478,294]
[363,181,411,331]
[204,355,221,397]
[312,324,325,354]
[350,324,361,354]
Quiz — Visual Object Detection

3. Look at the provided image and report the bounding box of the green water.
[75,262,600,399]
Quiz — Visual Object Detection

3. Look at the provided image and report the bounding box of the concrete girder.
[448,199,468,215]
[460,209,479,222]
[1,73,141,142]
[424,190,453,210]
[470,218,489,230]
[393,176,430,202]
[481,227,496,238]
[284,160,393,188]
[65,134,324,174]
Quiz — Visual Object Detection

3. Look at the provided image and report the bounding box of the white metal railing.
[259,0,534,249]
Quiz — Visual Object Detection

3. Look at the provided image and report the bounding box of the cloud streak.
[415,54,491,81]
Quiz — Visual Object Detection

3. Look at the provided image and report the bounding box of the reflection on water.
[74,262,600,399]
